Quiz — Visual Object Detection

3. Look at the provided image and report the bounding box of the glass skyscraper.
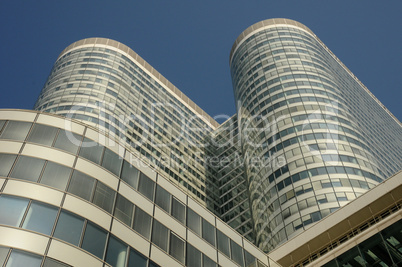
[0,18,400,266]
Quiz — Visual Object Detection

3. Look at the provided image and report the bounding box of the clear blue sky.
[1,1,401,122]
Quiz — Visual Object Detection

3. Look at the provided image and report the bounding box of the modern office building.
[0,18,401,267]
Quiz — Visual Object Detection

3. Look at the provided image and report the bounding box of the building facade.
[0,18,401,267]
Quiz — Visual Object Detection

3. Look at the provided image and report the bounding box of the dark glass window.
[54,130,82,154]
[171,197,185,224]
[244,250,256,267]
[217,230,230,257]
[0,121,31,141]
[40,162,71,190]
[0,195,29,227]
[186,243,201,267]
[133,207,152,239]
[101,148,123,176]
[92,182,116,213]
[230,240,244,266]
[10,156,46,182]
[170,233,185,264]
[155,185,170,213]
[81,222,108,259]
[22,202,58,235]
[114,194,134,226]
[120,161,139,189]
[203,254,217,267]
[79,138,104,164]
[187,208,201,235]
[105,235,127,267]
[202,219,216,246]
[53,210,85,246]
[152,220,169,252]
[27,124,58,146]
[5,249,42,267]
[127,248,147,267]
[138,173,155,201]
[43,258,71,267]
[0,153,17,177]
[68,171,95,201]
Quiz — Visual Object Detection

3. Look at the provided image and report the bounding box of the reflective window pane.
[0,195,29,227]
[127,248,147,267]
[187,208,201,235]
[27,124,58,146]
[5,250,42,267]
[22,202,58,235]
[187,243,201,267]
[152,220,169,252]
[114,194,134,226]
[105,235,127,267]
[92,182,116,213]
[0,153,17,177]
[0,121,32,141]
[54,130,82,154]
[203,254,217,267]
[43,258,71,267]
[133,207,151,239]
[10,156,46,182]
[202,219,216,247]
[0,246,9,266]
[230,240,244,266]
[102,148,122,176]
[244,250,256,267]
[170,233,185,264]
[120,161,139,189]
[53,210,84,246]
[155,185,170,213]
[138,173,155,201]
[67,171,95,201]
[40,162,72,190]
[217,230,230,257]
[81,222,107,259]
[171,197,185,224]
[79,138,104,164]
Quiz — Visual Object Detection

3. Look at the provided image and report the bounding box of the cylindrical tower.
[229,18,401,252]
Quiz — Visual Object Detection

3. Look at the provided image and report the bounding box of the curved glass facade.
[229,18,402,251]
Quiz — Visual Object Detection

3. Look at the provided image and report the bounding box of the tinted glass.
[53,211,84,246]
[138,173,155,201]
[187,208,201,235]
[10,156,45,182]
[43,258,70,267]
[120,161,139,189]
[133,207,151,239]
[155,185,170,213]
[81,222,107,259]
[114,194,134,226]
[68,171,95,201]
[79,138,104,164]
[0,121,31,141]
[127,249,147,267]
[169,233,185,264]
[92,182,116,213]
[217,230,230,257]
[105,235,127,267]
[203,254,217,267]
[40,162,72,190]
[0,153,17,177]
[27,124,58,146]
[230,240,244,266]
[0,246,9,266]
[187,243,201,267]
[5,250,42,267]
[202,219,216,246]
[171,197,185,224]
[152,220,169,252]
[22,202,58,235]
[0,195,29,227]
[102,148,122,176]
[54,130,81,154]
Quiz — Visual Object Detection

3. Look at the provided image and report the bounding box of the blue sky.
[0,1,401,121]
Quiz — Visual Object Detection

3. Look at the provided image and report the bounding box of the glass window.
[53,210,85,246]
[0,195,29,227]
[155,185,170,213]
[0,153,17,177]
[187,208,201,235]
[187,243,201,267]
[244,250,256,267]
[101,148,123,176]
[202,219,216,246]
[133,207,152,239]
[114,194,134,226]
[152,220,169,252]
[138,173,155,201]
[81,222,107,259]
[105,235,127,267]
[171,197,185,224]
[54,130,82,154]
[120,161,139,189]
[67,171,95,201]
[0,121,32,141]
[79,138,104,164]
[217,230,230,257]
[170,233,185,264]
[92,182,116,213]
[40,162,71,190]
[230,240,244,266]
[10,156,46,182]
[127,248,147,267]
[43,258,71,267]
[27,124,58,146]
[5,249,42,267]
[203,254,217,267]
[22,202,58,235]
[0,246,9,266]
[0,120,5,132]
